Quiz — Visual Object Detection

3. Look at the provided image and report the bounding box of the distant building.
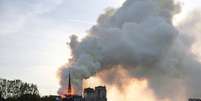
[189,98,201,101]
[84,86,107,101]
[62,95,82,101]
[84,88,95,101]
[61,73,107,101]
[94,86,107,101]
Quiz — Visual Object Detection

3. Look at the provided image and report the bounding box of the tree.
[0,78,39,99]
[17,94,40,101]
[0,91,5,101]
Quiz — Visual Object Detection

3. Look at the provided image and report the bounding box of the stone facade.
[62,73,107,101]
[84,86,107,101]
[62,86,107,101]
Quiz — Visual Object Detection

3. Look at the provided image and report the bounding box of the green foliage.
[3,94,40,101]
[0,78,59,101]
[0,78,39,99]
[17,94,40,101]
[2,95,59,101]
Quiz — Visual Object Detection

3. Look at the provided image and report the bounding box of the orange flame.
[60,86,76,98]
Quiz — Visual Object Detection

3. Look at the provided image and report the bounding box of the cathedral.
[61,73,107,101]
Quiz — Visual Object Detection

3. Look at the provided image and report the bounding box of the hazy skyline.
[0,0,200,95]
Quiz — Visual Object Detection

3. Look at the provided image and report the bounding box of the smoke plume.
[58,0,201,100]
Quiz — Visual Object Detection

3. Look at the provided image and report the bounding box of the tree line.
[0,78,58,101]
[0,94,59,101]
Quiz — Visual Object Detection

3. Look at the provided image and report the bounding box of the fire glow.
[83,68,170,101]
[58,0,201,100]
[59,73,75,98]
[60,86,76,97]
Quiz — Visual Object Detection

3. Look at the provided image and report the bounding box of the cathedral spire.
[67,72,72,96]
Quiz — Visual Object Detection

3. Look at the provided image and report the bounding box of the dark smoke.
[58,0,201,100]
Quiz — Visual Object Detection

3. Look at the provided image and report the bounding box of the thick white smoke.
[58,0,201,100]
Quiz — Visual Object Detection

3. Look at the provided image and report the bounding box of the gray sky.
[0,0,200,95]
